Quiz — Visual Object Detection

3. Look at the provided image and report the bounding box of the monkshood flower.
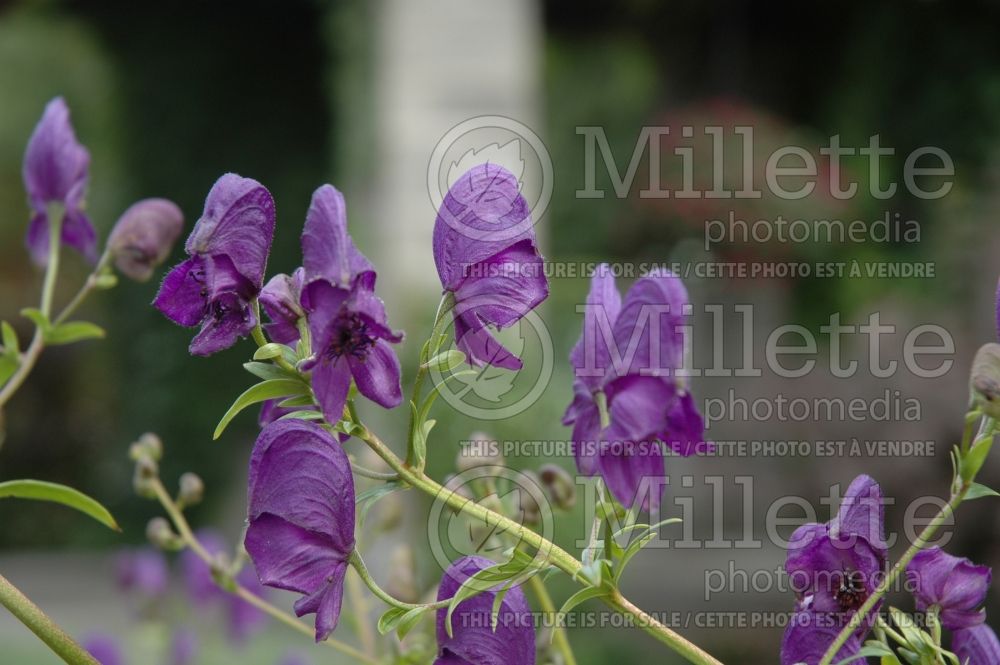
[432,163,547,369]
[115,547,169,598]
[906,547,990,629]
[82,634,125,665]
[181,529,268,642]
[260,267,305,344]
[107,198,184,282]
[781,475,886,663]
[23,97,97,265]
[154,174,275,356]
[780,612,861,665]
[435,556,535,665]
[245,420,355,642]
[562,266,705,510]
[953,624,1000,664]
[299,185,402,422]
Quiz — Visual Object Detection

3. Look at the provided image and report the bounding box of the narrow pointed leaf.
[214,379,308,439]
[0,480,119,531]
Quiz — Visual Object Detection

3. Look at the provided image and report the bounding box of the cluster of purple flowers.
[780,475,997,664]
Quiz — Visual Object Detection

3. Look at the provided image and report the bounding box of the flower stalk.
[0,572,99,665]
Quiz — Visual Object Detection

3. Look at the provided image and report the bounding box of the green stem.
[0,572,98,665]
[356,427,723,665]
[818,487,969,665]
[53,251,112,327]
[150,478,378,665]
[406,293,453,468]
[528,574,579,665]
[348,550,450,611]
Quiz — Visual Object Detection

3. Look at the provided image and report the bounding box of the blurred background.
[2,0,1000,663]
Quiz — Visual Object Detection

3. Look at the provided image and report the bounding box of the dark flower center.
[834,569,868,612]
[206,292,250,323]
[326,314,376,361]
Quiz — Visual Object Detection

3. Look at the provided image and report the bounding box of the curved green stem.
[0,572,98,665]
[150,477,378,665]
[348,550,450,611]
[356,426,723,665]
[405,292,453,468]
[528,574,579,665]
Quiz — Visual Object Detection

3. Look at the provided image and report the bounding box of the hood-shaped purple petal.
[261,268,306,344]
[107,198,184,282]
[662,391,709,456]
[245,420,355,641]
[435,556,535,665]
[610,269,688,379]
[953,624,1000,665]
[185,173,275,287]
[780,612,862,665]
[301,185,375,288]
[23,97,90,211]
[830,475,886,559]
[569,264,622,392]
[433,164,536,292]
[906,547,990,629]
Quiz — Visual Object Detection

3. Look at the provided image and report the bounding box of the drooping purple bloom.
[261,267,306,344]
[562,266,706,511]
[779,612,861,665]
[953,624,1000,664]
[435,556,535,665]
[299,185,402,423]
[115,548,169,598]
[181,529,268,642]
[245,420,355,642]
[22,97,97,265]
[82,633,125,665]
[154,174,275,356]
[432,164,548,369]
[107,198,184,282]
[906,547,990,629]
[781,475,886,664]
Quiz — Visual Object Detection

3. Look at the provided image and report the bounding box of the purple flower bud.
[432,164,548,369]
[953,624,1000,665]
[260,268,305,344]
[82,633,125,665]
[299,185,403,422]
[435,556,535,665]
[107,198,184,282]
[906,547,991,629]
[779,611,861,665]
[115,547,169,598]
[245,420,356,642]
[22,97,97,265]
[154,174,275,356]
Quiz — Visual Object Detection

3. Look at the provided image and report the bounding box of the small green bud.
[177,472,204,507]
[132,457,159,499]
[146,517,181,549]
[539,463,576,510]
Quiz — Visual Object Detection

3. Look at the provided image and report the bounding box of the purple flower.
[181,529,268,642]
[107,198,184,282]
[906,547,990,629]
[82,633,125,665]
[779,612,861,665]
[244,420,355,642]
[154,174,275,356]
[781,475,886,664]
[168,628,198,665]
[261,268,305,344]
[953,624,1000,664]
[23,97,97,265]
[432,164,548,369]
[435,556,535,665]
[115,548,168,598]
[299,185,402,423]
[562,266,706,511]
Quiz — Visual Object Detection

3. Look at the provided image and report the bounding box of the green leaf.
[214,379,309,439]
[243,361,296,381]
[0,480,119,531]
[253,343,286,360]
[1,321,18,354]
[377,606,427,638]
[44,321,105,346]
[422,349,467,372]
[20,308,50,332]
[960,434,995,483]
[377,607,406,635]
[277,395,315,408]
[965,481,1000,501]
[445,559,536,637]
[356,482,405,527]
[834,642,896,664]
[558,585,609,615]
[408,401,427,469]
[277,410,324,421]
[490,581,515,631]
[0,355,16,385]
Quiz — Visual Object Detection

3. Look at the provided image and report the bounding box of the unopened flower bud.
[456,431,504,472]
[177,472,204,507]
[972,343,1000,419]
[107,198,184,282]
[259,269,305,344]
[137,432,163,460]
[146,517,180,549]
[539,464,576,510]
[133,457,159,499]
